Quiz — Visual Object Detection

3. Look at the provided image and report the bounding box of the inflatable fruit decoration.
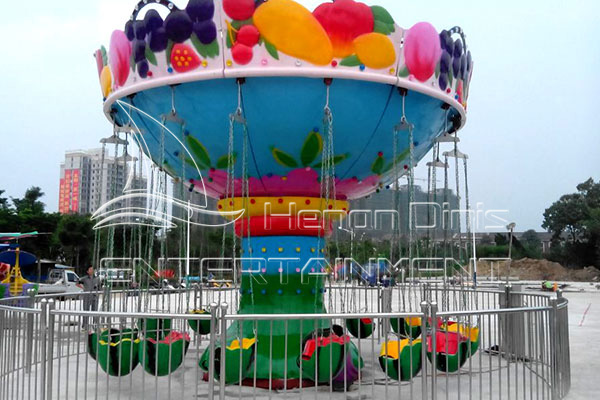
[170,44,201,72]
[253,0,333,66]
[353,32,396,69]
[232,43,253,65]
[403,22,441,82]
[108,30,131,87]
[223,0,255,21]
[237,25,260,47]
[100,66,112,98]
[313,0,374,58]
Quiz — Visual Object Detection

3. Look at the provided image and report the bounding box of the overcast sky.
[0,0,598,231]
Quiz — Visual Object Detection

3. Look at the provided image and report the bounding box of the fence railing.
[0,284,569,400]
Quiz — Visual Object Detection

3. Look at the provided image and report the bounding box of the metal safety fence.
[0,285,570,399]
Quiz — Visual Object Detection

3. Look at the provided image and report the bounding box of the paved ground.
[561,285,600,399]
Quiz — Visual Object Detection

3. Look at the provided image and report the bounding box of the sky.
[0,0,599,231]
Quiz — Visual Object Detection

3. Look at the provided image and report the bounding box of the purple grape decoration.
[164,10,193,43]
[148,27,169,52]
[133,20,147,40]
[133,39,147,63]
[137,60,149,78]
[438,72,448,91]
[440,51,451,74]
[459,54,467,79]
[452,56,461,78]
[186,0,215,22]
[453,38,463,58]
[144,10,163,33]
[193,20,217,44]
[125,20,135,41]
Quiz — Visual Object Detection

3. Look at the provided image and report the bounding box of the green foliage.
[542,178,600,267]
[56,214,94,268]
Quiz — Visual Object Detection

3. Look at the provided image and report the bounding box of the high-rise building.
[58,148,145,214]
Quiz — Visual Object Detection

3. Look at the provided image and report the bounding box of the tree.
[521,229,542,258]
[56,214,94,268]
[12,187,46,215]
[543,178,600,268]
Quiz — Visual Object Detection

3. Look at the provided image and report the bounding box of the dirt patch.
[477,258,600,282]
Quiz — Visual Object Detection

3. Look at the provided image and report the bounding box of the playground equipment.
[89,0,475,388]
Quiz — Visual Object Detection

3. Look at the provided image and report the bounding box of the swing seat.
[346,318,374,339]
[211,337,257,385]
[379,338,422,381]
[298,327,351,384]
[88,328,120,361]
[139,318,172,340]
[390,317,422,339]
[442,322,480,355]
[426,331,469,373]
[187,309,211,335]
[139,331,190,376]
[96,329,140,377]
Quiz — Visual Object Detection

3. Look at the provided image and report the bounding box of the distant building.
[58,148,146,214]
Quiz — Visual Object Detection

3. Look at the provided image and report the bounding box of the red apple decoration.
[232,43,253,65]
[237,25,260,47]
[313,0,374,58]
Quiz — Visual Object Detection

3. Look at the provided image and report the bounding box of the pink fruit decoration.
[108,30,132,87]
[232,43,253,65]
[313,0,374,58]
[403,22,441,82]
[237,25,260,47]
[223,0,255,21]
[95,49,104,76]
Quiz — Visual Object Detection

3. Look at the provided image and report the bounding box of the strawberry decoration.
[170,43,201,72]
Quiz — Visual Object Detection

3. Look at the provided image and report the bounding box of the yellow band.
[217,196,349,219]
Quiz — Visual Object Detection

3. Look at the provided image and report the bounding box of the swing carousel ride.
[90,0,477,391]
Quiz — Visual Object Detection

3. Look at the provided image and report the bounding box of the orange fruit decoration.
[100,66,112,98]
[353,33,396,69]
[253,0,333,66]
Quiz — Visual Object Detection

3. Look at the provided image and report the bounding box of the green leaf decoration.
[264,39,279,60]
[226,31,233,49]
[145,44,158,66]
[191,34,220,59]
[371,156,385,175]
[398,65,409,78]
[216,153,237,169]
[340,55,362,67]
[381,149,410,173]
[186,136,211,169]
[185,157,209,170]
[166,40,174,65]
[435,61,440,78]
[373,20,395,36]
[100,46,108,66]
[300,131,323,166]
[313,153,349,168]
[448,68,454,87]
[271,147,298,168]
[371,6,395,25]
[231,18,254,30]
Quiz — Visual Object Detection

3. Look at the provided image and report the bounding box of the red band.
[235,216,332,237]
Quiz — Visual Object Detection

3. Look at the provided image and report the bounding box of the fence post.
[46,299,55,400]
[39,299,48,400]
[219,303,228,400]
[25,289,36,374]
[549,297,558,400]
[207,303,218,399]
[420,301,429,400]
[430,301,438,400]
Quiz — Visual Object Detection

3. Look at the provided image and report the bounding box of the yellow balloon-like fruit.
[354,33,397,69]
[253,0,333,66]
[100,65,112,98]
